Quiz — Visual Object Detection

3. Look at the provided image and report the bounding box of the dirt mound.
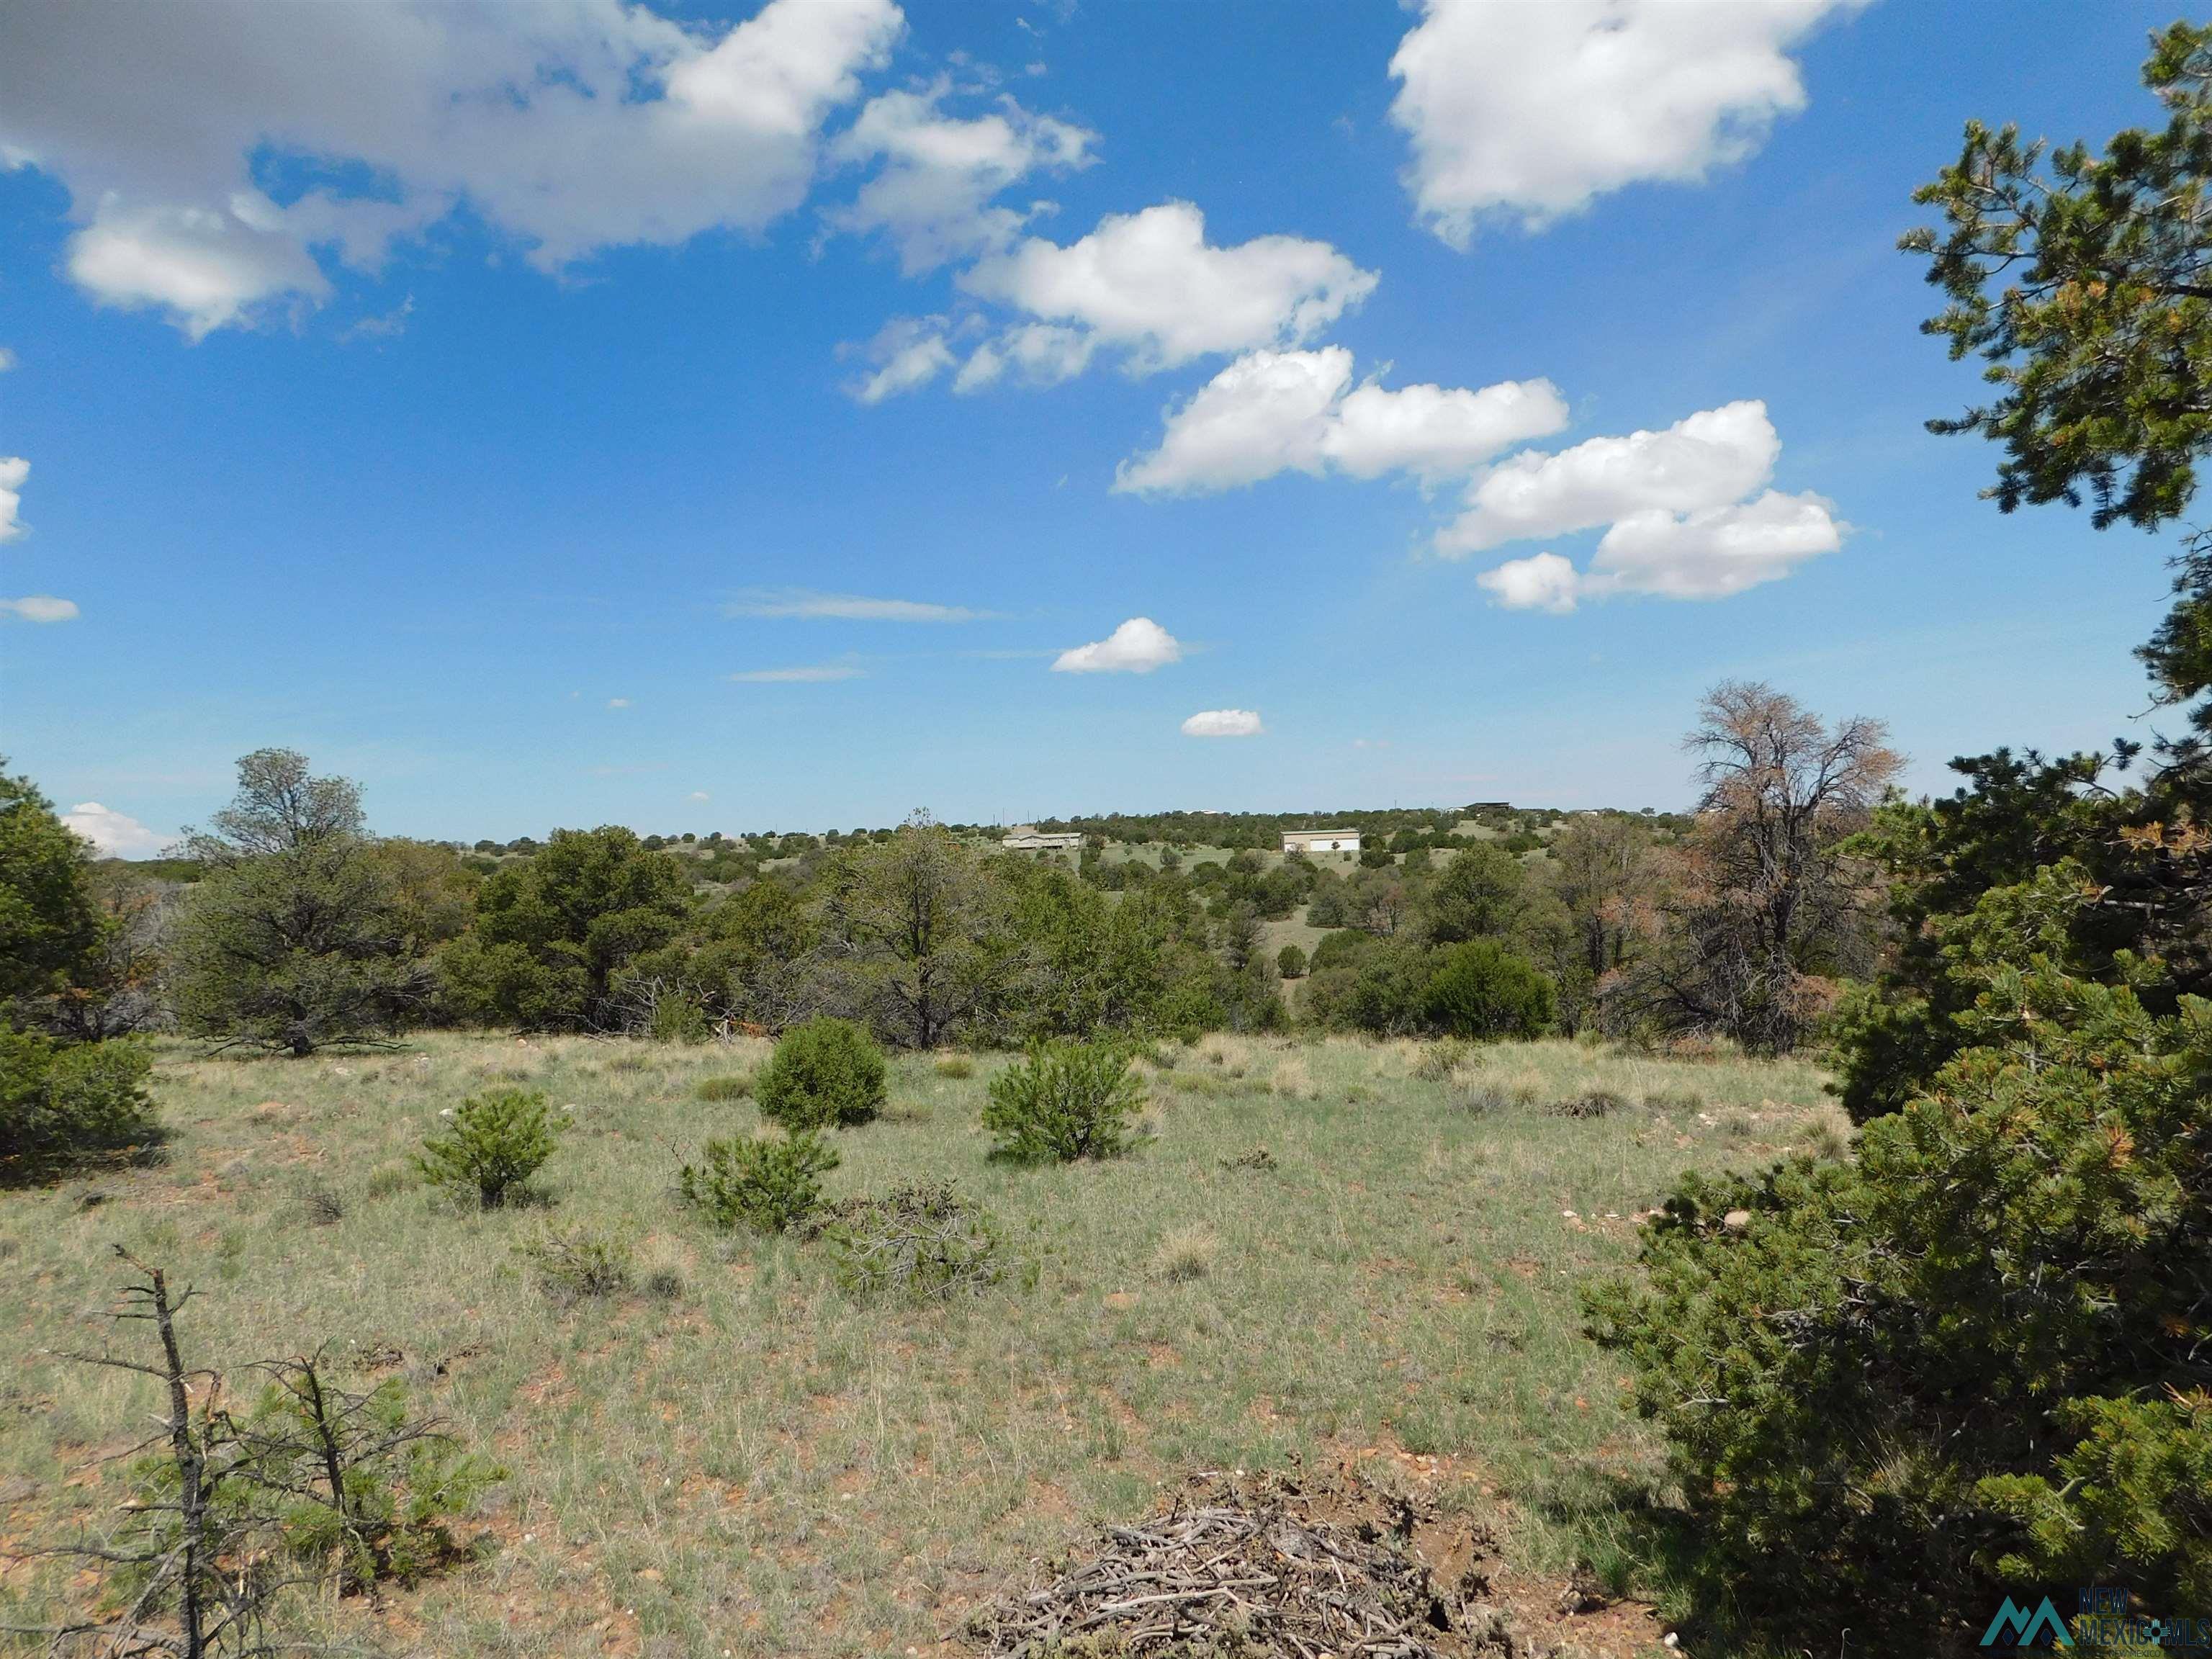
[964,1468,1542,1658]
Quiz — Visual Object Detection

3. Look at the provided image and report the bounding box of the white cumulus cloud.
[61,801,166,857]
[0,457,26,541]
[1115,346,1567,495]
[1476,492,1841,612]
[960,201,1377,376]
[1476,552,1583,614]
[1053,617,1182,675]
[0,595,78,623]
[1389,0,1860,245]
[1588,489,1841,598]
[0,0,904,336]
[1440,399,1780,555]
[828,81,1093,274]
[1181,709,1263,738]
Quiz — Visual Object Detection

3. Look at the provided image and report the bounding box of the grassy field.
[0,1033,1845,1658]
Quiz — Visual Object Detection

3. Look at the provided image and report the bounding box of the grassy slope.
[0,1034,1842,1658]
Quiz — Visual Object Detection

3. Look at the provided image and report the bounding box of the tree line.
[3,677,1892,1086]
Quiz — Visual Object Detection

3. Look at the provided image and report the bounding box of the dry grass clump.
[934,1054,976,1079]
[1451,1082,1535,1117]
[1269,1054,1319,1101]
[1163,1069,1238,1099]
[1218,1146,1277,1173]
[694,1073,754,1102]
[1148,1224,1220,1284]
[1413,1038,1475,1082]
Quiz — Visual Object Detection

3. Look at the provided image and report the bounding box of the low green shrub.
[755,1017,886,1130]
[1423,940,1555,1040]
[824,1182,1003,1300]
[414,1088,556,1208]
[0,1028,160,1178]
[981,1040,1146,1163]
[240,1354,504,1591]
[693,1073,754,1102]
[647,990,711,1043]
[678,1130,838,1234]
[933,1054,975,1079]
[1275,943,1308,980]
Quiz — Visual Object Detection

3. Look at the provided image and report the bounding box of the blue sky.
[0,0,2192,853]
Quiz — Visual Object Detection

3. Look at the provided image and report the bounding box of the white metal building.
[1003,826,1084,851]
[1281,828,1362,854]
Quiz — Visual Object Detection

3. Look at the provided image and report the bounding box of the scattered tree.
[816,813,1014,1046]
[1625,683,1898,1053]
[168,752,432,1055]
[0,763,104,1012]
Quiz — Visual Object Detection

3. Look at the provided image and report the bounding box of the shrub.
[1303,940,1436,1036]
[0,1028,160,1177]
[647,989,709,1044]
[678,1130,837,1233]
[981,1040,1146,1162]
[1274,943,1307,979]
[755,1017,886,1131]
[1422,940,1555,1040]
[824,1182,1004,1300]
[1584,964,2212,1646]
[414,1088,556,1208]
[693,1072,754,1102]
[934,1054,975,1079]
[518,1226,632,1305]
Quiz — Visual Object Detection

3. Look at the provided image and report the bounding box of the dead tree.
[16,1250,281,1658]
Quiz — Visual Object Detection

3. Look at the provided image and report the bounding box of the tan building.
[1281,827,1362,855]
[1003,825,1084,851]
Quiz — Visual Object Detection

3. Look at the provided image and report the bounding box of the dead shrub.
[1550,1089,1626,1120]
[823,1182,1004,1301]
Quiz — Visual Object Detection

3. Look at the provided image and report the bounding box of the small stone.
[1722,1209,1753,1233]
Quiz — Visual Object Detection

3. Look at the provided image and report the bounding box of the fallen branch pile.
[967,1473,1474,1658]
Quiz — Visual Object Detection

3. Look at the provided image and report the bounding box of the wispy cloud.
[726,588,997,622]
[606,696,631,709]
[729,664,866,683]
[1,595,78,623]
